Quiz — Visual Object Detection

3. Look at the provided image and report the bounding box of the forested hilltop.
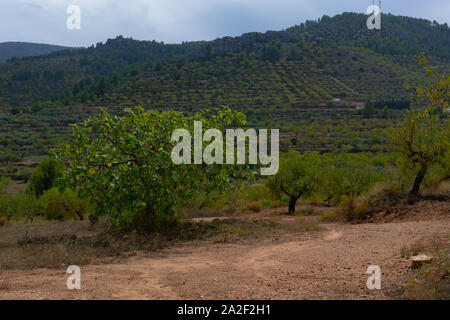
[0,12,449,162]
[0,12,448,108]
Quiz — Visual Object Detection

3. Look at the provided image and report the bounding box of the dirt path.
[1,216,449,300]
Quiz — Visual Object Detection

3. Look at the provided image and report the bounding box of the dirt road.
[1,212,449,300]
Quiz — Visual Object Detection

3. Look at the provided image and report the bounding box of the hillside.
[0,12,449,162]
[0,42,69,62]
[0,13,449,108]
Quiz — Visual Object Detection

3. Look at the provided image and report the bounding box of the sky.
[0,0,449,47]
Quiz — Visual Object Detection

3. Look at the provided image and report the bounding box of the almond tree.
[266,151,321,215]
[391,54,449,196]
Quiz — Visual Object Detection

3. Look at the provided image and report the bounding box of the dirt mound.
[373,200,450,223]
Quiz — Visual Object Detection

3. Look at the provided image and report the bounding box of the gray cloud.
[0,0,448,47]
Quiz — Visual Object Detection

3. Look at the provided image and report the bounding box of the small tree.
[391,54,449,196]
[320,154,384,206]
[266,151,320,215]
[0,176,11,194]
[56,106,250,229]
[333,164,382,199]
[27,157,64,197]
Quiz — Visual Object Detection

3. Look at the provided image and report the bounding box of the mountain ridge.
[0,42,70,62]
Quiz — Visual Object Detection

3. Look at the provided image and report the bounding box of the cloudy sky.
[1,0,449,47]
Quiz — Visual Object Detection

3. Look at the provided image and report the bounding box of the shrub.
[260,199,272,207]
[27,157,64,196]
[270,200,286,208]
[364,181,405,209]
[0,176,11,194]
[337,195,369,222]
[320,210,340,222]
[0,194,17,220]
[246,201,262,213]
[40,188,90,220]
[0,215,8,226]
[404,241,450,300]
[239,184,272,203]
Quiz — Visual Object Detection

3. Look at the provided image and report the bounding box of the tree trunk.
[288,196,298,215]
[140,203,157,230]
[324,193,334,207]
[146,203,155,216]
[410,164,427,196]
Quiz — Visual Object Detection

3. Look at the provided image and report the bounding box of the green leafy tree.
[328,160,382,199]
[18,193,40,222]
[266,151,320,215]
[27,157,64,197]
[320,154,384,205]
[391,54,449,196]
[56,106,250,229]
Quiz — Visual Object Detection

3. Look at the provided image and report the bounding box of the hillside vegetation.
[0,12,448,168]
[0,13,448,108]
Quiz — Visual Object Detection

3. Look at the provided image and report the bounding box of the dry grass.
[0,215,321,271]
[269,200,287,208]
[246,201,262,213]
[177,206,237,219]
[400,241,427,259]
[320,210,340,222]
[296,205,316,216]
[403,236,450,300]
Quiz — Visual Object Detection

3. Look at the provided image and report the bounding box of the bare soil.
[0,201,449,300]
